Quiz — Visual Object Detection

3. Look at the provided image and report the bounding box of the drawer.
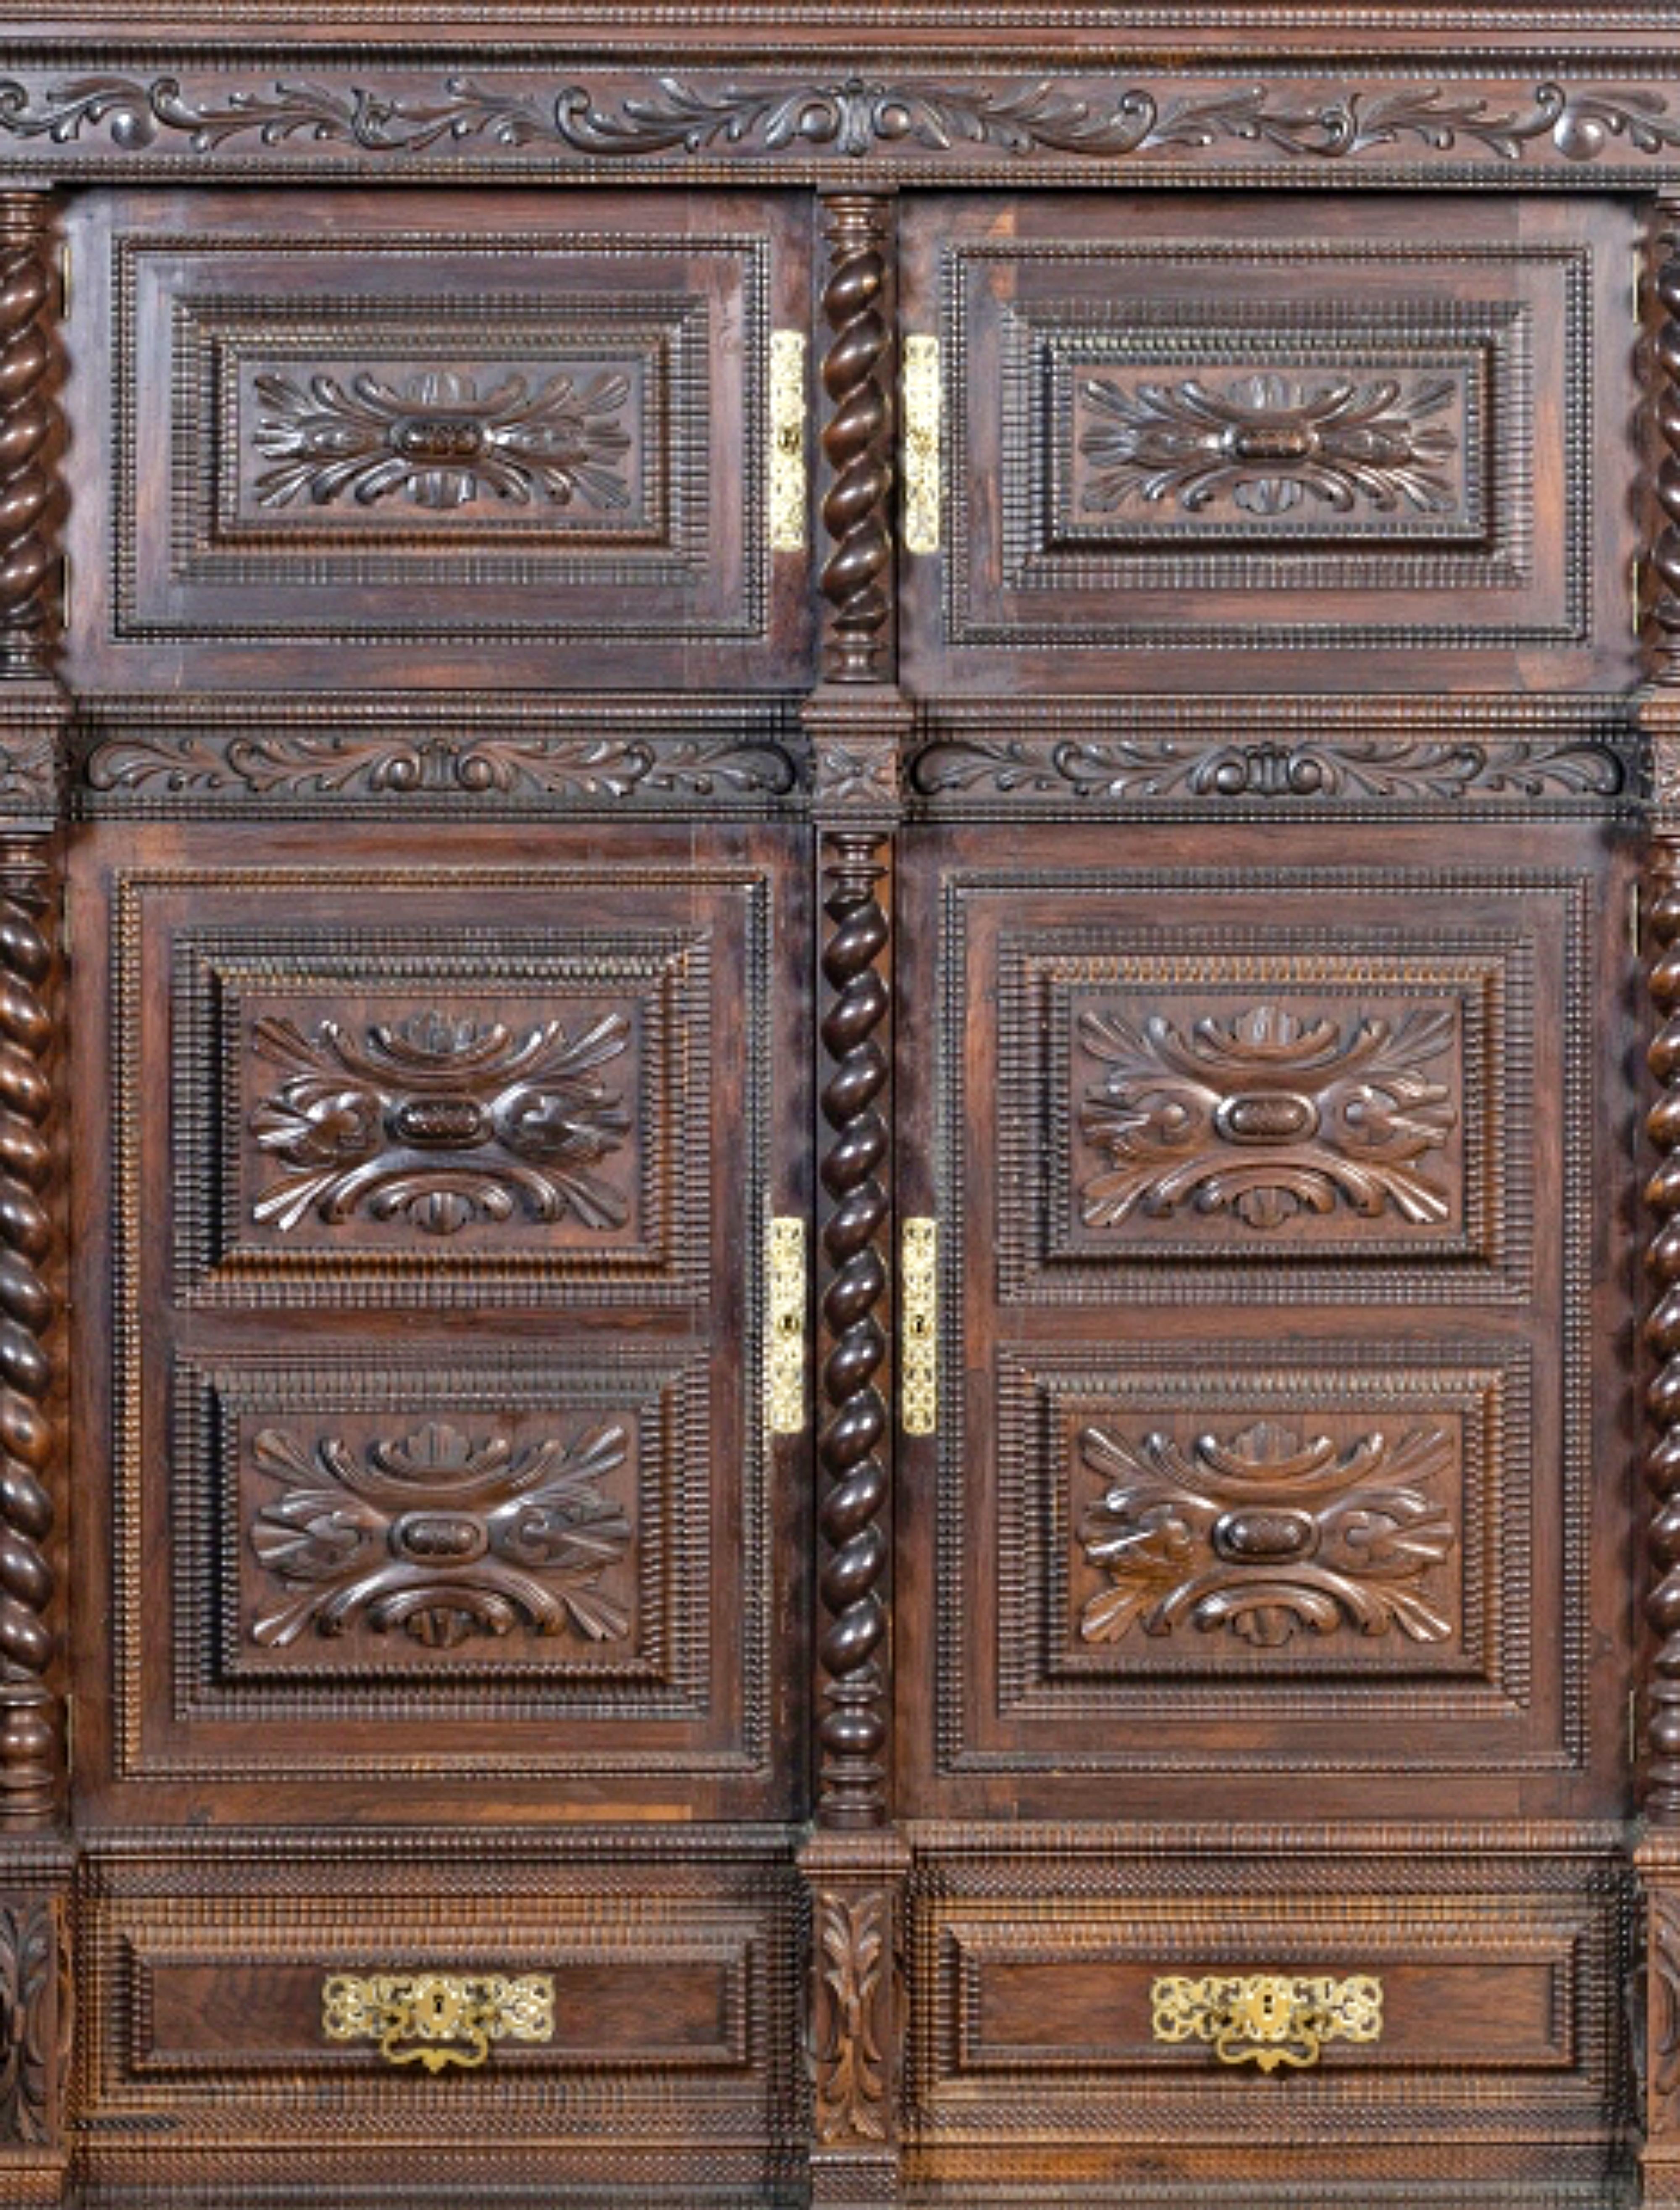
[75,1833,803,2161]
[904,1829,1633,2164]
[62,187,814,692]
[898,193,1637,696]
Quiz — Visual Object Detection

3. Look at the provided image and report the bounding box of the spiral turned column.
[0,197,59,685]
[816,832,891,1829]
[1651,840,1680,1820]
[0,843,55,1830]
[818,195,894,686]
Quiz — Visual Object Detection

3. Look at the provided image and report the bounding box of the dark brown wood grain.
[0,6,1657,2201]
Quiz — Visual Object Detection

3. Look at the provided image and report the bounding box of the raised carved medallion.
[248,1416,633,1650]
[1077,1002,1458,1233]
[252,367,633,513]
[1076,371,1460,520]
[1078,1417,1457,1648]
[249,1008,632,1238]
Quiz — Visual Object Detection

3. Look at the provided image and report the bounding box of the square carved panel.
[175,1352,708,1716]
[899,195,1635,695]
[990,921,1536,1307]
[993,1346,1531,1725]
[64,189,813,690]
[168,922,707,1308]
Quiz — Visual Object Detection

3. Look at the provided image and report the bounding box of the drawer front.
[62,188,813,691]
[899,194,1635,696]
[904,1835,1632,2161]
[76,1837,802,2159]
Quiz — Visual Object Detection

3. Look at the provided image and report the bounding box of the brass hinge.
[901,1217,938,1435]
[1633,879,1645,958]
[1635,554,1648,639]
[766,1211,808,1436]
[901,335,942,556]
[58,238,70,321]
[769,329,808,554]
[1631,1685,1641,1768]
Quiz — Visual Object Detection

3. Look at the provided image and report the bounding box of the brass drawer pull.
[1151,1972,1383,2073]
[322,1972,556,2074]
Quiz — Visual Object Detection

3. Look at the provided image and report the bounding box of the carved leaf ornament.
[253,368,633,512]
[1078,1417,1458,1649]
[248,1417,634,1650]
[249,1007,633,1238]
[1077,1002,1457,1232]
[1078,372,1460,519]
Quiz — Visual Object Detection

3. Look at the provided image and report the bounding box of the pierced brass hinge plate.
[769,329,808,553]
[902,335,942,556]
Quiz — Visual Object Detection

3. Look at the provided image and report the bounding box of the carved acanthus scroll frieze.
[252,367,633,514]
[249,1008,633,1238]
[1078,1417,1458,1649]
[85,727,798,804]
[1076,1002,1459,1234]
[8,73,1680,173]
[247,1416,633,1651]
[911,732,1627,805]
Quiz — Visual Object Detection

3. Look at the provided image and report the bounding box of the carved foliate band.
[816,832,891,1828]
[9,73,1680,176]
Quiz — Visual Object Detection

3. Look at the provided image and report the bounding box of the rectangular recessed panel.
[63,189,814,690]
[904,1840,1630,2157]
[76,830,804,1822]
[899,195,1635,694]
[890,824,1625,1819]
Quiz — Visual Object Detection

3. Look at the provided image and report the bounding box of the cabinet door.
[61,189,814,692]
[69,823,811,1826]
[898,194,1637,696]
[894,818,1636,1824]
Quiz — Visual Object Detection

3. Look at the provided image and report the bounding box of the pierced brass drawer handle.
[322,1972,556,2074]
[1151,1972,1383,2073]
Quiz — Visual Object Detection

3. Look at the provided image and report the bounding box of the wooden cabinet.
[0,8,1672,2206]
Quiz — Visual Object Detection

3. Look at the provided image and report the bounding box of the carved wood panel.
[898,194,1636,696]
[69,828,808,1825]
[893,821,1633,1823]
[60,189,814,692]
